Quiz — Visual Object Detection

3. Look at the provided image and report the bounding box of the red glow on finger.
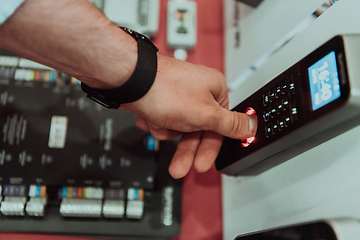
[245,107,256,116]
[240,136,255,147]
[240,107,257,148]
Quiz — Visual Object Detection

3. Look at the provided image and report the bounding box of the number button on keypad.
[263,108,270,122]
[263,94,270,106]
[285,115,291,126]
[275,84,281,98]
[265,124,272,138]
[279,118,285,130]
[282,98,289,112]
[290,101,298,122]
[270,106,276,119]
[271,122,279,134]
[281,79,288,95]
[288,76,295,96]
[269,88,275,102]
[276,100,283,114]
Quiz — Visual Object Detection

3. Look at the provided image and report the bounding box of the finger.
[168,131,203,179]
[148,124,181,140]
[193,131,223,173]
[209,107,258,139]
[135,116,149,131]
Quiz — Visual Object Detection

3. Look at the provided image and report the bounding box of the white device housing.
[218,34,360,176]
[222,1,360,239]
[103,0,160,37]
[224,0,325,90]
[328,219,360,240]
[167,0,197,50]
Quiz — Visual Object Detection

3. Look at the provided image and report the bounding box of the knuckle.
[150,128,178,141]
[136,120,148,131]
[150,131,167,141]
[228,112,249,138]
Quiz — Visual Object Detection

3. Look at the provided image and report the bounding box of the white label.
[18,58,53,70]
[29,185,37,197]
[0,56,18,67]
[48,116,68,148]
[85,187,104,199]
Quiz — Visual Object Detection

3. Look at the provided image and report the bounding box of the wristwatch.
[81,27,159,109]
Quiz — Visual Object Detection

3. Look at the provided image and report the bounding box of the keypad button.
[284,115,291,127]
[276,100,283,114]
[279,118,285,130]
[288,76,295,96]
[265,125,272,137]
[263,94,269,106]
[269,88,275,103]
[281,79,288,95]
[263,115,269,122]
[263,110,270,122]
[282,98,289,112]
[270,106,276,119]
[271,122,279,134]
[289,101,298,122]
[275,84,281,98]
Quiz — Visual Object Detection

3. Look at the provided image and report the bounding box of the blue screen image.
[308,51,341,111]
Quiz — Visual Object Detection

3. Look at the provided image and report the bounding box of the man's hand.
[121,55,258,179]
[0,0,257,179]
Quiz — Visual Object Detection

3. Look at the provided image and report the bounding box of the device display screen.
[308,51,341,111]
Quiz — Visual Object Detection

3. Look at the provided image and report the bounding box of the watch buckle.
[86,94,120,109]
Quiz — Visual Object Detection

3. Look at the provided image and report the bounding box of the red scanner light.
[240,107,257,148]
[245,107,256,115]
[241,136,255,148]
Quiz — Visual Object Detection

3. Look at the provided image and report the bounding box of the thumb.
[211,107,257,139]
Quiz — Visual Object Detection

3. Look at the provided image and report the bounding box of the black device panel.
[1,81,156,188]
[235,221,337,240]
[216,36,350,174]
[0,50,181,239]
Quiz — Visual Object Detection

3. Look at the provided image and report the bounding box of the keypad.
[262,76,298,137]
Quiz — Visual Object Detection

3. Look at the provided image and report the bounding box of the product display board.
[0,50,181,239]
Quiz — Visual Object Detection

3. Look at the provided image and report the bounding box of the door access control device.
[0,50,181,239]
[234,218,360,240]
[216,35,360,175]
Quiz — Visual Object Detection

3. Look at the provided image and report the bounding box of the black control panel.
[262,74,298,138]
[216,35,355,175]
[0,50,181,239]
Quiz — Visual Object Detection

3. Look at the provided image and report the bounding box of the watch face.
[120,26,159,52]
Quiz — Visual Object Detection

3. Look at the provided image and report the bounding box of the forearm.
[0,0,257,179]
[0,0,137,89]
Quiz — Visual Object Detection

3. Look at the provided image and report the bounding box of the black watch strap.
[81,27,159,109]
